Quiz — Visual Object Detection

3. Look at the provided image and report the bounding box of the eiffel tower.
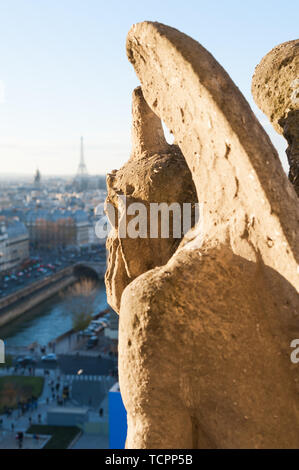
[75,136,88,190]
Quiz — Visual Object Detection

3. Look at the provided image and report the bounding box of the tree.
[64,279,97,332]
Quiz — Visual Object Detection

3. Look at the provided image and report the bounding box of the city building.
[0,218,29,272]
[26,209,90,250]
[0,221,8,272]
[73,210,90,247]
[0,174,108,252]
[6,219,30,269]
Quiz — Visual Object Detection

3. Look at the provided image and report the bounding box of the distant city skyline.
[0,0,298,175]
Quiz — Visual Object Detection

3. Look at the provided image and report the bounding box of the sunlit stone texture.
[106,22,299,448]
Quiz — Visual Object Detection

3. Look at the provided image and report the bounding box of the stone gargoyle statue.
[105,22,299,448]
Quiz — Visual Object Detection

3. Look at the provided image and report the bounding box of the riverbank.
[0,267,76,328]
[0,281,108,348]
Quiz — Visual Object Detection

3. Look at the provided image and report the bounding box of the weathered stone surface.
[252,40,299,195]
[109,22,298,448]
[105,86,197,312]
[282,110,299,195]
[252,40,299,134]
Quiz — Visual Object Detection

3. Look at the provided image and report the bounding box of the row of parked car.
[0,259,61,297]
[80,313,111,337]
[15,353,58,368]
[81,313,111,349]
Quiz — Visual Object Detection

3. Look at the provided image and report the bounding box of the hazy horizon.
[1,0,298,176]
[0,171,106,178]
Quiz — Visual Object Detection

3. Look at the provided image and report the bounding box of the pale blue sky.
[0,0,298,176]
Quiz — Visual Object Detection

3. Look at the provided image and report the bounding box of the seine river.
[0,281,108,347]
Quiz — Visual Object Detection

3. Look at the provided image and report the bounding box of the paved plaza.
[0,367,111,449]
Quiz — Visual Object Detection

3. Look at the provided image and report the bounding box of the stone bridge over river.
[0,260,107,328]
[73,260,106,281]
